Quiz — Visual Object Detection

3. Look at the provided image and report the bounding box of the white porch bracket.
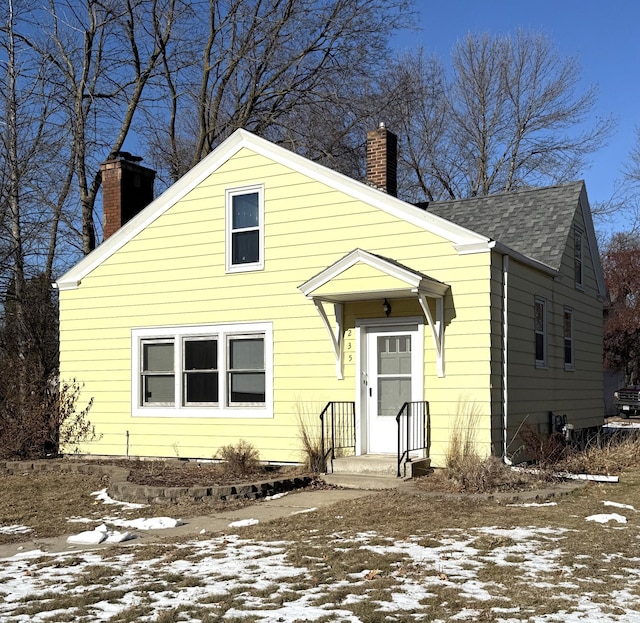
[416,291,445,377]
[313,299,344,379]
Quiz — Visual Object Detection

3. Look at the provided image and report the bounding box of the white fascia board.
[57,129,485,290]
[244,133,486,246]
[56,131,251,290]
[489,241,558,276]
[578,183,606,299]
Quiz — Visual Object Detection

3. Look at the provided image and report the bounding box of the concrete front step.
[321,472,403,490]
[330,454,398,476]
[328,454,431,478]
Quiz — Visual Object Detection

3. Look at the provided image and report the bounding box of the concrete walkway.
[0,486,382,559]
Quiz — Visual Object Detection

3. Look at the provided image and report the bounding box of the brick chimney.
[366,122,397,197]
[100,152,155,241]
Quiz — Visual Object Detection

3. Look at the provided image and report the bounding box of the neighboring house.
[56,125,605,469]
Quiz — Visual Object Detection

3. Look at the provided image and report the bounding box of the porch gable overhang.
[298,249,450,378]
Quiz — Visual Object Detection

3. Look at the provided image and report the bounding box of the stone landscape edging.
[0,460,314,504]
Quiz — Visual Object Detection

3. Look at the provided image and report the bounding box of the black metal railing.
[396,401,430,477]
[320,401,356,473]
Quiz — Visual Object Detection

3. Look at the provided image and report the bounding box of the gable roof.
[427,181,606,298]
[56,129,488,291]
[299,248,450,302]
[426,182,583,271]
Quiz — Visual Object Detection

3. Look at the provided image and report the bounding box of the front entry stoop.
[322,454,431,490]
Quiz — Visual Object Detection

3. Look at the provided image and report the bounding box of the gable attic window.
[226,185,264,272]
[534,296,546,368]
[132,322,272,418]
[574,226,583,289]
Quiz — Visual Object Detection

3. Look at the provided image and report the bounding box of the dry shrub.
[0,366,97,459]
[517,423,569,468]
[436,398,549,493]
[445,397,482,473]
[556,432,640,475]
[217,440,261,477]
[421,456,545,493]
[295,403,325,473]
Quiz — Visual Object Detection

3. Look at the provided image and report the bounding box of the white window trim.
[534,296,546,368]
[132,322,273,418]
[225,184,265,273]
[564,306,575,371]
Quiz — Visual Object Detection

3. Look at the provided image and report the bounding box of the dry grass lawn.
[2,443,640,621]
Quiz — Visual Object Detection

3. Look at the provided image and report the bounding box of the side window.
[141,340,175,405]
[227,335,266,405]
[226,185,264,272]
[564,307,574,370]
[574,227,583,289]
[534,296,546,367]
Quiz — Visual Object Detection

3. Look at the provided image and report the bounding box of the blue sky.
[396,0,639,233]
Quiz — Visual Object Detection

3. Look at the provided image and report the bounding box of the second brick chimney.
[366,122,397,197]
[100,152,155,242]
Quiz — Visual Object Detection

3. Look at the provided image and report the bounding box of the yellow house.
[56,126,605,472]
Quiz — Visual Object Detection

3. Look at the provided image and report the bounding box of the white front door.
[365,325,421,454]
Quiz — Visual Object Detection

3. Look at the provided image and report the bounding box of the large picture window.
[132,323,272,417]
[226,185,264,272]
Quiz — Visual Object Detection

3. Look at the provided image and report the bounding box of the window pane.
[232,193,259,228]
[144,375,174,403]
[143,342,173,372]
[230,338,264,369]
[185,339,217,370]
[378,336,411,375]
[535,333,544,362]
[186,372,218,403]
[564,340,573,365]
[378,377,411,417]
[232,230,259,265]
[534,302,544,332]
[230,372,265,402]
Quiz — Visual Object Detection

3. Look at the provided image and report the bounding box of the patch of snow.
[67,529,107,545]
[506,502,557,507]
[102,516,184,530]
[91,488,147,509]
[263,491,289,501]
[586,513,627,524]
[603,500,636,511]
[0,524,31,535]
[291,507,317,515]
[228,518,259,527]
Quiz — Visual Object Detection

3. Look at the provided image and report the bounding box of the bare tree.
[385,32,615,202]
[26,0,180,254]
[143,0,414,185]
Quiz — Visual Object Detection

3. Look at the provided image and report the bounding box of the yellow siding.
[59,146,495,466]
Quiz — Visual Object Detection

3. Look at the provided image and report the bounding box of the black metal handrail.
[320,401,356,473]
[396,401,430,477]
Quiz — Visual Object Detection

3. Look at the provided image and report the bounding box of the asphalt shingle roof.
[425,181,585,271]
